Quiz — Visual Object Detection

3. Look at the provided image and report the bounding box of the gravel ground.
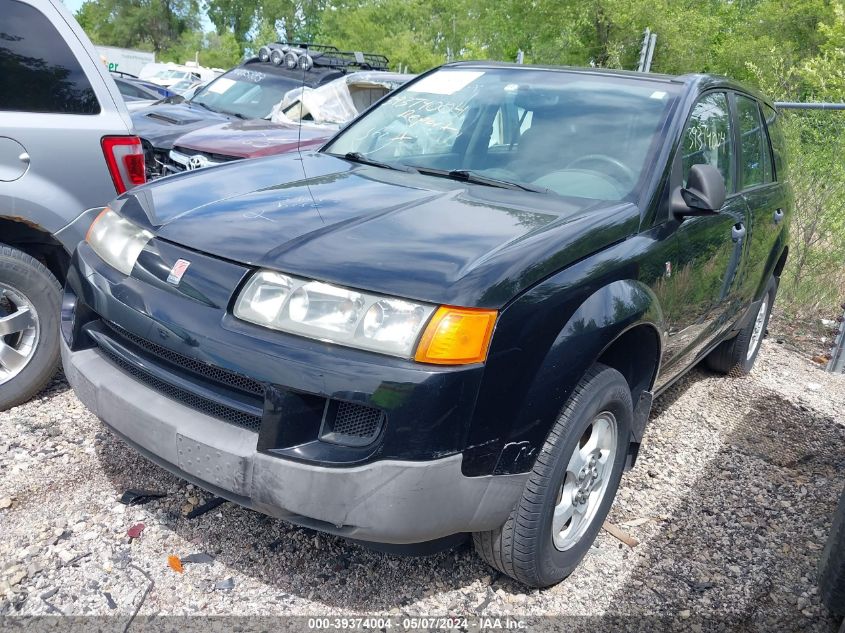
[1,338,844,631]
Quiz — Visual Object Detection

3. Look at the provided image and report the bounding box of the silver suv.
[0,0,143,409]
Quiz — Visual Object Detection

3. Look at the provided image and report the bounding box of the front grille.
[98,345,262,432]
[105,322,264,396]
[320,400,384,447]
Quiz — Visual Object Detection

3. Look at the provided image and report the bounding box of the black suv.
[61,63,791,587]
[133,43,389,179]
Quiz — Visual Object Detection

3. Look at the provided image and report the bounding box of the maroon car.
[166,72,412,173]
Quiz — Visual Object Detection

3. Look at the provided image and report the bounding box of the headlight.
[86,207,153,276]
[234,271,436,358]
[234,270,498,363]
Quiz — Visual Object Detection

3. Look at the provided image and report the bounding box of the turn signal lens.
[414,306,497,365]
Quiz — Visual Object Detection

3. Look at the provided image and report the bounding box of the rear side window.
[0,0,100,114]
[735,94,767,189]
[759,103,774,183]
[115,79,143,98]
[763,104,785,181]
[681,92,734,192]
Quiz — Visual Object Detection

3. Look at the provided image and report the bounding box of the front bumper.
[61,242,526,543]
[62,340,524,543]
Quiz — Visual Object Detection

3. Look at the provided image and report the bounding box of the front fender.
[462,271,664,477]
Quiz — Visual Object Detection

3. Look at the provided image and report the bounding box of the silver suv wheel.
[552,411,618,551]
[0,283,40,386]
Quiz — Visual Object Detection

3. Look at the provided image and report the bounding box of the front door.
[658,91,751,383]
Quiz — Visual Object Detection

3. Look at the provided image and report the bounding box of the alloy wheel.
[747,297,768,361]
[552,411,618,551]
[0,283,40,386]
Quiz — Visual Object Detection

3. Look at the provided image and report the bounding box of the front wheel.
[0,244,61,411]
[473,363,632,587]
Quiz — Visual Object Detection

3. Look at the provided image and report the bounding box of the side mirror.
[672,163,726,218]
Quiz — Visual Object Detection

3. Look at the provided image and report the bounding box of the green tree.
[76,0,201,53]
[159,29,242,67]
[204,0,258,44]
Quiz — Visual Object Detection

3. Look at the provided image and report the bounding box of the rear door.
[0,0,131,245]
[659,91,752,379]
[734,93,789,301]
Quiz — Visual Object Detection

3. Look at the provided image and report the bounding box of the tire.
[820,483,845,618]
[0,244,61,411]
[473,363,632,587]
[705,277,777,375]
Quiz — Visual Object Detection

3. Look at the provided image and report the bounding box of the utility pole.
[516,49,524,64]
[636,28,650,72]
[636,28,657,72]
[644,32,657,72]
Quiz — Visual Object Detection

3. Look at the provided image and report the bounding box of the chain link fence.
[767,105,845,372]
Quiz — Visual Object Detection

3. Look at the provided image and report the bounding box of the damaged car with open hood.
[165,71,412,173]
[61,62,791,587]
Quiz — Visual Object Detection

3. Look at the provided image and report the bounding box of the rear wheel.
[473,363,632,587]
[0,244,61,411]
[706,277,776,375]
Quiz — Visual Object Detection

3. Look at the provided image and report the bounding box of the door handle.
[773,208,784,225]
[18,152,30,164]
[732,223,746,242]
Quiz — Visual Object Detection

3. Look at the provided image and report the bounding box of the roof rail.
[256,42,389,72]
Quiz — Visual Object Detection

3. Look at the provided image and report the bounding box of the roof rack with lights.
[256,43,389,72]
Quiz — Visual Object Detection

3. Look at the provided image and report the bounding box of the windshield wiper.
[336,152,415,173]
[409,167,549,193]
[190,100,217,113]
[189,101,246,120]
[221,110,248,120]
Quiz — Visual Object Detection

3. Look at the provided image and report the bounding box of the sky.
[63,0,84,13]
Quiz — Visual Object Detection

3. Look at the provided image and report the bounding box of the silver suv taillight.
[101,136,146,194]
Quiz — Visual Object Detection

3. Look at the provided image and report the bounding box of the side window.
[488,108,505,147]
[116,80,142,98]
[759,103,774,183]
[735,94,766,189]
[0,0,100,114]
[682,92,733,191]
[488,104,519,149]
[763,104,784,181]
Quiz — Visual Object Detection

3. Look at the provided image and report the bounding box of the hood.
[173,119,331,159]
[131,103,231,150]
[120,152,640,308]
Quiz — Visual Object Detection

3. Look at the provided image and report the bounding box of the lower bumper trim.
[62,341,526,544]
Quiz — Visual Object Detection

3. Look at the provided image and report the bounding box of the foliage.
[76,0,201,54]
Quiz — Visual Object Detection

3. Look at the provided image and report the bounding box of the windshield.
[191,67,303,120]
[324,68,680,201]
